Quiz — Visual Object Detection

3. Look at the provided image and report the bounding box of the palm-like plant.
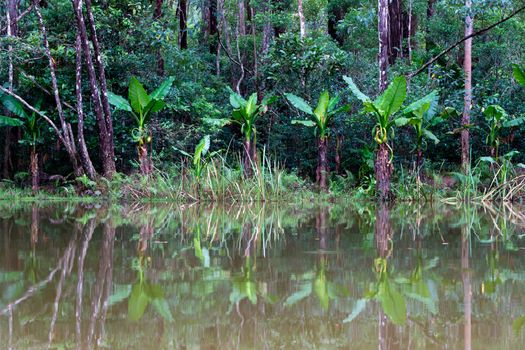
[0,95,42,190]
[344,75,407,200]
[108,76,174,175]
[208,91,274,177]
[285,91,350,191]
[395,90,442,178]
[483,105,524,160]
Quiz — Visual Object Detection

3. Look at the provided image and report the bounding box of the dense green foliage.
[1,0,525,200]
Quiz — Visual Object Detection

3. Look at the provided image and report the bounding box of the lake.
[1,201,525,349]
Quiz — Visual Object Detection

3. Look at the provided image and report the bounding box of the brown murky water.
[1,201,525,349]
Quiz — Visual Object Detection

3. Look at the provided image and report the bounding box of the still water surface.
[1,202,525,349]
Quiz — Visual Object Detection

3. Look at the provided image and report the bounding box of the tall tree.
[388,0,403,63]
[297,0,306,38]
[153,0,165,75]
[378,0,389,91]
[177,0,188,49]
[72,0,116,177]
[34,1,84,177]
[209,0,219,53]
[462,0,473,173]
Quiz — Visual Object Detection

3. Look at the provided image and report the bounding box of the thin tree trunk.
[297,0,306,38]
[426,0,435,50]
[243,138,253,177]
[138,144,152,175]
[34,1,83,177]
[335,135,343,174]
[416,148,423,181]
[408,0,413,63]
[462,0,473,173]
[72,0,115,177]
[30,148,39,191]
[75,33,97,180]
[461,230,472,350]
[178,0,188,49]
[388,0,403,63]
[154,0,165,75]
[84,0,116,175]
[378,0,389,91]
[375,142,393,201]
[209,0,219,53]
[238,0,246,36]
[317,137,329,192]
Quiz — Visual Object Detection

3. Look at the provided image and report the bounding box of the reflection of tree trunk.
[375,203,392,258]
[316,206,329,250]
[461,231,472,350]
[87,220,115,347]
[375,143,393,201]
[378,309,388,350]
[75,219,96,348]
[30,205,39,245]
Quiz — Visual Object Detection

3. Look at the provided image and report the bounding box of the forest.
[1,0,525,202]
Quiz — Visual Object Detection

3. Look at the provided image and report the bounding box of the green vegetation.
[2,0,525,202]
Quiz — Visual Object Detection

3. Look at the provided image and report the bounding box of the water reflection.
[0,202,525,348]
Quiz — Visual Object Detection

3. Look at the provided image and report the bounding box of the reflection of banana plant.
[108,255,173,322]
[108,76,174,174]
[285,91,350,191]
[344,256,439,325]
[284,260,349,311]
[229,256,277,309]
[482,250,501,294]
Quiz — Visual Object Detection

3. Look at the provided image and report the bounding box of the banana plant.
[108,76,174,175]
[285,91,350,191]
[395,90,442,178]
[344,75,407,200]
[482,105,525,160]
[0,95,42,190]
[205,91,275,177]
[174,135,219,197]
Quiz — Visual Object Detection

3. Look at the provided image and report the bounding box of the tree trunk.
[75,32,97,180]
[426,0,435,50]
[34,2,84,177]
[335,135,343,174]
[72,0,115,177]
[84,0,116,176]
[209,0,218,53]
[317,137,329,192]
[378,0,389,91]
[375,142,393,201]
[375,203,392,257]
[461,0,473,174]
[243,138,253,177]
[297,0,306,38]
[138,144,152,175]
[153,0,165,75]
[388,0,403,63]
[178,0,188,49]
[30,148,39,192]
[238,0,246,36]
[416,148,423,181]
[327,1,346,45]
[461,230,472,350]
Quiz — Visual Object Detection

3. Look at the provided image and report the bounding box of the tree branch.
[409,5,525,78]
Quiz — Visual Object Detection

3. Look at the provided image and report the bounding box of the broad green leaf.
[423,129,440,144]
[284,283,312,305]
[229,92,246,109]
[503,117,525,128]
[479,156,496,164]
[0,115,24,127]
[194,135,210,166]
[403,91,437,116]
[329,104,351,116]
[484,105,508,121]
[285,93,313,115]
[128,283,150,321]
[151,298,173,322]
[395,117,411,127]
[376,76,407,117]
[150,76,175,99]
[128,77,151,114]
[107,92,132,112]
[291,119,317,127]
[245,93,258,118]
[343,76,371,103]
[327,95,341,113]
[143,99,166,117]
[377,280,406,325]
[314,91,330,122]
[1,96,28,119]
[512,64,525,87]
[343,299,367,323]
